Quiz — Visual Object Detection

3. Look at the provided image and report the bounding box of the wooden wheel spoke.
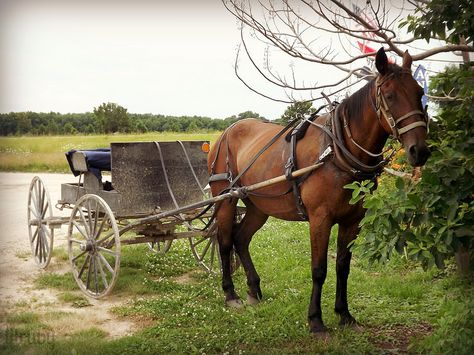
[72,249,87,263]
[28,205,39,219]
[192,236,208,248]
[41,230,50,254]
[87,200,94,238]
[92,201,100,238]
[40,186,45,212]
[97,253,115,274]
[77,208,91,236]
[209,240,216,269]
[93,256,99,294]
[72,220,89,240]
[35,232,41,257]
[39,232,45,262]
[97,246,116,255]
[69,238,84,245]
[33,181,39,209]
[96,230,116,246]
[31,228,39,244]
[96,255,109,289]
[30,193,37,213]
[77,254,91,279]
[94,216,107,240]
[31,205,44,222]
[41,201,50,218]
[41,232,47,262]
[199,239,212,261]
[86,256,93,290]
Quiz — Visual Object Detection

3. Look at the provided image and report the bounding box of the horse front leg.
[334,221,359,326]
[308,210,332,333]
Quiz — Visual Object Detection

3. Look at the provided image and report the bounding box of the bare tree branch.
[222,0,474,106]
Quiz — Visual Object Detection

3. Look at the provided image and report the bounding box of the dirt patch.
[172,271,198,285]
[0,173,139,340]
[368,322,433,353]
[0,253,137,339]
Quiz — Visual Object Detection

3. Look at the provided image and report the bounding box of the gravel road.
[0,172,133,338]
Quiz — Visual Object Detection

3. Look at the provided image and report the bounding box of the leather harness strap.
[209,118,301,186]
[208,72,428,221]
[375,71,428,139]
[285,119,312,220]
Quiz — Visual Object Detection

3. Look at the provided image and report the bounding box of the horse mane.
[340,63,404,123]
[339,79,375,123]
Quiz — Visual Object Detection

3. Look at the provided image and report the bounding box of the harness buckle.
[318,146,333,162]
[387,115,396,129]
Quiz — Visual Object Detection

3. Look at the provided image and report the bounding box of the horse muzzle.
[407,143,431,167]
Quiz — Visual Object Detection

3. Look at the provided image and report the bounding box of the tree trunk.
[455,246,471,276]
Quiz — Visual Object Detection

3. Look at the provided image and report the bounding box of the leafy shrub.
[345,65,474,270]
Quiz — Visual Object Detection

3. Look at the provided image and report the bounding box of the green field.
[2,222,473,354]
[1,133,473,354]
[0,132,220,172]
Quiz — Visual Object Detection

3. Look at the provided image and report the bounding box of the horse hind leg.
[215,198,242,307]
[232,200,268,305]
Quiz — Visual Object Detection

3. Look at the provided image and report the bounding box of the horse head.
[374,48,430,167]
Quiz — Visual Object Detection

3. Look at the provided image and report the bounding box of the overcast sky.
[0,0,465,120]
[0,0,290,119]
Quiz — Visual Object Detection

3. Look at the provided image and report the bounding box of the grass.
[1,134,472,353]
[3,218,472,354]
[0,132,220,172]
[57,292,91,308]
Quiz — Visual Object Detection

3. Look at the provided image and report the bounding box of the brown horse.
[207,48,430,333]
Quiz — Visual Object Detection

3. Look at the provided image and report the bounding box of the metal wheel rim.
[147,240,173,255]
[67,194,120,298]
[27,176,54,269]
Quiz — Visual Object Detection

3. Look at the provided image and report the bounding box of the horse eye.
[385,92,395,101]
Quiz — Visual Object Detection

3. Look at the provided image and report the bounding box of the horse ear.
[402,50,413,69]
[375,47,388,75]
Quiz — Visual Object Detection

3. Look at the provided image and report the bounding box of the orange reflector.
[201,142,210,153]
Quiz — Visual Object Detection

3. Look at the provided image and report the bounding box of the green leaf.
[395,177,405,190]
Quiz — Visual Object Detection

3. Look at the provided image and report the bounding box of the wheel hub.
[80,240,95,252]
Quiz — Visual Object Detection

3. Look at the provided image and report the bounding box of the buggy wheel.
[27,176,54,268]
[147,240,173,255]
[188,217,240,274]
[67,194,120,298]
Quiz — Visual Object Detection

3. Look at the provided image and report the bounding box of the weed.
[34,273,77,291]
[57,292,91,308]
[14,250,31,260]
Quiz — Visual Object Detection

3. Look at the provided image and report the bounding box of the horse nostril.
[408,144,430,166]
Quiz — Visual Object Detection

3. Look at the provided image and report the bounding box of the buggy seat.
[65,149,111,181]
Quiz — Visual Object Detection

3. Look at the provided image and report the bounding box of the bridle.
[375,70,429,140]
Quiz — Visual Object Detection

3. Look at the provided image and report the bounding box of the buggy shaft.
[118,161,324,234]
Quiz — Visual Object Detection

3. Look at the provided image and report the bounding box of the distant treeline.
[0,105,267,136]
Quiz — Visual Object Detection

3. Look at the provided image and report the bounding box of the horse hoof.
[339,315,358,328]
[309,320,328,335]
[310,328,330,340]
[226,299,244,309]
[246,294,260,306]
[340,320,362,332]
